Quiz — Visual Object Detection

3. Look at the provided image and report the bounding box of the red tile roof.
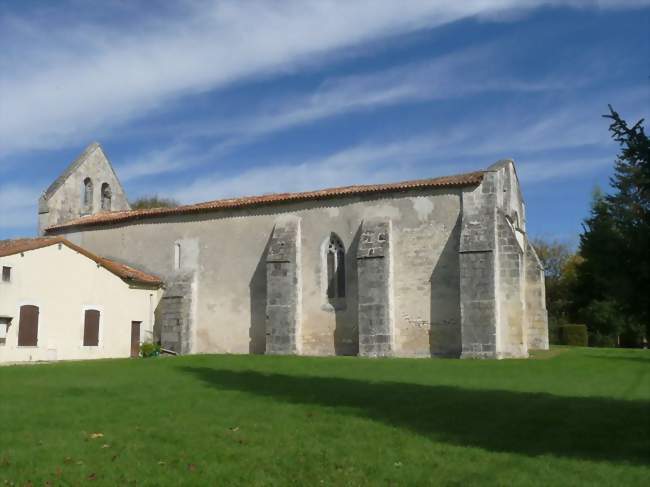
[46,170,484,231]
[0,237,163,287]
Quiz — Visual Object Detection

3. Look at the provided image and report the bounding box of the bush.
[558,324,588,346]
[140,342,161,358]
[547,317,565,345]
[589,332,617,348]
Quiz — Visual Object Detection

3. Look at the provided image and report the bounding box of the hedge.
[558,324,588,346]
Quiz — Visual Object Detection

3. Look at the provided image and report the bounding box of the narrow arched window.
[83,178,93,211]
[174,242,182,270]
[101,183,112,211]
[326,234,346,299]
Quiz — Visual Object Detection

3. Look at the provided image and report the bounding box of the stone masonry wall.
[496,211,527,358]
[265,218,301,354]
[525,241,549,350]
[357,219,393,357]
[158,271,195,354]
[459,173,498,358]
[39,144,129,234]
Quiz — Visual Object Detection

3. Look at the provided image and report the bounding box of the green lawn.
[1,347,648,486]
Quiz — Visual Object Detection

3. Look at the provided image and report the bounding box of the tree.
[531,238,576,326]
[130,195,180,210]
[603,106,650,330]
[573,107,649,346]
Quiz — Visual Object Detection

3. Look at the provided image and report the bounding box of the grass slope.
[0,347,648,486]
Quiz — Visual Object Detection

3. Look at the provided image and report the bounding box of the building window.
[83,177,94,211]
[174,243,182,270]
[325,234,346,299]
[101,183,112,211]
[17,305,39,347]
[83,309,100,347]
[0,318,10,346]
[2,266,10,282]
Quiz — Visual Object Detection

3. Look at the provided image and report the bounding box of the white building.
[0,237,164,363]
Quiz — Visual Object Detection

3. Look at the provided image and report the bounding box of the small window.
[325,234,346,299]
[101,183,112,211]
[2,266,10,282]
[83,309,100,347]
[0,318,9,346]
[83,177,94,211]
[174,243,182,270]
[18,305,39,347]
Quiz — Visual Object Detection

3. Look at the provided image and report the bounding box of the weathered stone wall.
[56,188,463,357]
[38,144,129,234]
[496,211,527,358]
[394,195,462,357]
[458,160,546,359]
[265,218,301,354]
[525,241,549,350]
[357,219,393,357]
[157,271,195,354]
[459,172,498,359]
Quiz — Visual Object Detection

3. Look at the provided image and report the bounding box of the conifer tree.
[574,107,649,345]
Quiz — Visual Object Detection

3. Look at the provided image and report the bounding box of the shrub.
[558,324,588,347]
[140,342,161,358]
[130,195,179,210]
[547,317,565,345]
[589,332,617,348]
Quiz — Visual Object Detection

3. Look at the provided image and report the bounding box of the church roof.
[45,169,484,232]
[0,237,163,287]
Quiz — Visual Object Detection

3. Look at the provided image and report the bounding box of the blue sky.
[1,0,648,244]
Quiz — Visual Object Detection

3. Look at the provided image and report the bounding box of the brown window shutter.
[83,309,100,346]
[18,305,39,346]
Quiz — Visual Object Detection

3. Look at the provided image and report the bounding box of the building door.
[130,321,141,358]
[18,305,39,347]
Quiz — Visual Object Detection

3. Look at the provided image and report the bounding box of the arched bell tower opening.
[101,183,112,211]
[82,177,94,214]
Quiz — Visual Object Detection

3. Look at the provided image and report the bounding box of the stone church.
[41,142,548,359]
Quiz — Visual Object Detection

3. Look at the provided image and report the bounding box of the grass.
[0,347,648,486]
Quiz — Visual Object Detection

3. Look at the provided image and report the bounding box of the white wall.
[0,244,162,363]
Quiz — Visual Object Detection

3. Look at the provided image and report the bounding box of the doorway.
[130,321,141,358]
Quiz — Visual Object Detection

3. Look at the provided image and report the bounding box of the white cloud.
[2,0,648,158]
[0,184,39,231]
[172,43,584,145]
[516,156,612,183]
[117,144,193,182]
[166,118,616,205]
[147,81,644,201]
[168,133,463,203]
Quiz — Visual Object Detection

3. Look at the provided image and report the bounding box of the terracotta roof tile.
[46,170,484,231]
[0,237,163,287]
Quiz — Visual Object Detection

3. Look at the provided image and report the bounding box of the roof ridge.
[0,236,162,287]
[45,169,485,232]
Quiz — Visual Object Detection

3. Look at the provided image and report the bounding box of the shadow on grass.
[181,367,650,465]
[584,352,650,364]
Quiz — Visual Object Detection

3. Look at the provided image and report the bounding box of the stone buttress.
[357,219,394,357]
[459,160,548,358]
[459,169,499,358]
[525,241,549,350]
[265,218,302,354]
[158,271,196,354]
